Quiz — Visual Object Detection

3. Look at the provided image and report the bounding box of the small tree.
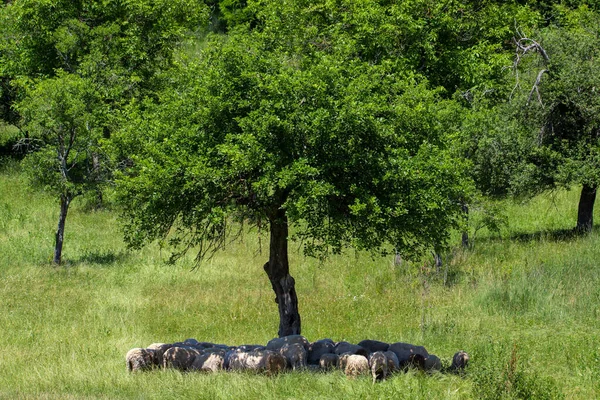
[17,72,107,264]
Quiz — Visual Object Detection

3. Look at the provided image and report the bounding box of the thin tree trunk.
[263,207,301,337]
[576,184,597,233]
[92,153,103,208]
[461,203,469,248]
[53,194,71,265]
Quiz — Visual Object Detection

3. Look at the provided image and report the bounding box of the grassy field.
[0,158,598,399]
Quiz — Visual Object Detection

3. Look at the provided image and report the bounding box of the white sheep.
[344,354,369,379]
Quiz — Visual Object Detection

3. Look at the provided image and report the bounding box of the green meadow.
[0,159,598,399]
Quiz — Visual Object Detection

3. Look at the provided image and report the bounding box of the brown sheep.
[162,346,201,371]
[227,349,286,376]
[368,351,388,383]
[190,352,225,373]
[126,348,156,372]
[344,354,369,379]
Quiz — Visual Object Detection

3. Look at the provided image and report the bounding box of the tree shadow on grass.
[501,225,598,244]
[508,227,581,243]
[71,250,130,267]
[439,226,597,287]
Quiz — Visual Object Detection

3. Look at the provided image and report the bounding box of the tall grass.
[0,159,598,398]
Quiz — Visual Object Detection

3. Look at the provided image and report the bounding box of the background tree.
[0,0,208,156]
[506,5,600,232]
[16,72,107,264]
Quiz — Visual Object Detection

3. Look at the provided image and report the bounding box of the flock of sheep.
[126,335,469,382]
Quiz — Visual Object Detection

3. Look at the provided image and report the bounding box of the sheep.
[235,344,266,352]
[338,353,351,371]
[266,335,309,352]
[227,349,286,376]
[279,342,307,370]
[195,341,217,349]
[424,354,442,372]
[261,350,287,376]
[334,342,369,357]
[358,339,390,353]
[126,348,156,372]
[190,351,225,373]
[388,342,429,370]
[319,353,339,371]
[451,350,469,371]
[344,354,369,378]
[183,338,200,346]
[147,343,173,367]
[226,349,250,371]
[162,346,201,371]
[384,350,400,374]
[369,351,389,383]
[307,339,335,365]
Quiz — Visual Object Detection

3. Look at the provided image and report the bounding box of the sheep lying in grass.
[126,348,156,372]
[334,341,369,357]
[129,337,468,381]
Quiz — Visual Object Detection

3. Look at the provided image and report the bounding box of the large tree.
[115,20,471,336]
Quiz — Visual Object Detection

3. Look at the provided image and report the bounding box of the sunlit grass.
[0,159,598,398]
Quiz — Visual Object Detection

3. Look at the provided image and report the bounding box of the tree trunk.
[263,208,301,337]
[576,184,597,233]
[53,194,71,265]
[92,153,103,208]
[461,203,469,248]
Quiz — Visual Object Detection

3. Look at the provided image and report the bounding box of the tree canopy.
[114,2,480,335]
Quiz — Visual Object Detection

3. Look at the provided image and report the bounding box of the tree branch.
[512,30,550,105]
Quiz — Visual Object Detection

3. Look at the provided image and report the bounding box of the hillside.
[0,159,598,399]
